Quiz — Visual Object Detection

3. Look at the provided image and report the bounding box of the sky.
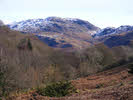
[0,0,133,28]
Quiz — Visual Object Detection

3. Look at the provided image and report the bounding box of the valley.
[0,17,133,100]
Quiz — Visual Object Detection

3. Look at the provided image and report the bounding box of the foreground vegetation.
[7,64,133,100]
[37,81,76,97]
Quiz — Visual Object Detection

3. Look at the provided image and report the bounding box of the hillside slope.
[0,26,82,92]
[7,63,133,100]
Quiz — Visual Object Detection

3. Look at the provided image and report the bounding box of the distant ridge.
[93,25,133,37]
[8,17,100,34]
[8,17,100,49]
[7,17,133,49]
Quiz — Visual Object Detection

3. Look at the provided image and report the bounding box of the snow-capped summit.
[45,17,79,22]
[93,25,133,38]
[8,17,100,34]
[92,27,116,37]
[116,25,133,32]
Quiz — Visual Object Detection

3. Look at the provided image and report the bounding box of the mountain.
[8,17,133,49]
[93,25,133,37]
[92,25,133,48]
[8,17,100,49]
[103,31,133,47]
[9,17,100,34]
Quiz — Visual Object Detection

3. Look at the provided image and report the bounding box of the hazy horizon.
[0,0,133,28]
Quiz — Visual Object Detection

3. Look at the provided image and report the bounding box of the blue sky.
[0,0,133,28]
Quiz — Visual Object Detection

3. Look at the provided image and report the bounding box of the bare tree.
[0,48,17,97]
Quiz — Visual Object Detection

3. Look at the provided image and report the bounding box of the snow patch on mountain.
[8,17,100,34]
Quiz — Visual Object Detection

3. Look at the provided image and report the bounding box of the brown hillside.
[7,64,133,100]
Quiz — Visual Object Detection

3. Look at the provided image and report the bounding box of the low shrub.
[96,83,104,89]
[128,63,133,74]
[37,81,76,97]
